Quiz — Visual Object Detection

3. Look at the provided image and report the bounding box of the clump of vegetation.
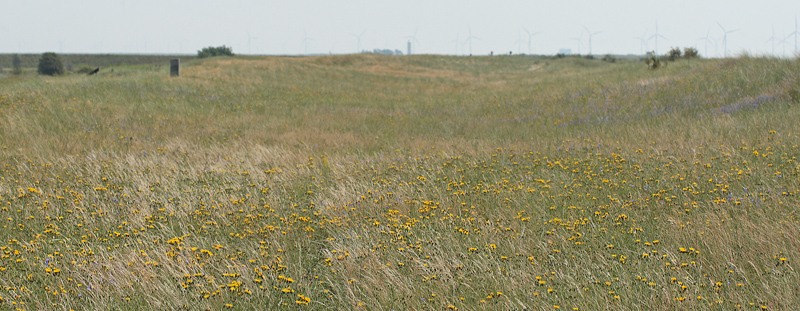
[197,45,234,58]
[74,65,96,74]
[667,47,682,61]
[37,52,64,76]
[602,54,616,63]
[371,48,403,55]
[644,51,661,69]
[683,47,699,58]
[11,54,23,75]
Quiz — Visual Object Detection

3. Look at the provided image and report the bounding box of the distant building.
[558,49,572,55]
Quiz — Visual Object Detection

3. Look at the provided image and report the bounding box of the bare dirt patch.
[636,76,673,86]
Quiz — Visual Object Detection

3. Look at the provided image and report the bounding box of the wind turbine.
[765,26,778,56]
[789,16,799,56]
[351,30,366,53]
[635,31,648,55]
[302,31,313,55]
[464,25,479,55]
[698,27,712,58]
[583,26,602,55]
[405,27,420,55]
[247,32,258,55]
[781,31,791,58]
[515,29,523,54]
[712,37,719,58]
[523,27,540,55]
[648,21,667,55]
[717,22,738,58]
[571,32,584,55]
[453,31,460,55]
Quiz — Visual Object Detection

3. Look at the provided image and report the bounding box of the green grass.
[0,54,799,310]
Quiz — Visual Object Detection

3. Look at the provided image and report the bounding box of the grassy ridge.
[0,54,799,310]
[0,54,194,70]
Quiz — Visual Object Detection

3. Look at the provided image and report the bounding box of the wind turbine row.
[279,19,798,57]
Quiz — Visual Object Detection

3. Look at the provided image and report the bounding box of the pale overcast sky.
[1,0,798,57]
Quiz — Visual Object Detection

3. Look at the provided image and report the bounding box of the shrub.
[644,51,661,69]
[667,47,682,61]
[75,66,95,74]
[37,52,64,76]
[12,54,22,75]
[602,54,616,63]
[683,47,699,58]
[197,46,234,58]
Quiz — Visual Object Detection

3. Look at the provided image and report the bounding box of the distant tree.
[197,45,234,58]
[372,49,399,55]
[602,54,616,63]
[12,54,22,75]
[667,47,682,61]
[37,52,64,76]
[683,47,699,58]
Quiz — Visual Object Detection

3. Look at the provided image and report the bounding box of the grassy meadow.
[0,53,799,310]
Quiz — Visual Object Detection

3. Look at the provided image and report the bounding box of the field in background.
[0,54,799,310]
[0,54,194,72]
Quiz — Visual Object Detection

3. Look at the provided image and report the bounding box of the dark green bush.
[683,47,699,58]
[75,66,95,74]
[12,54,22,75]
[667,47,682,61]
[37,52,64,76]
[197,46,234,58]
[602,54,616,63]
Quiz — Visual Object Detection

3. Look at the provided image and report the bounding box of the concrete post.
[170,58,180,77]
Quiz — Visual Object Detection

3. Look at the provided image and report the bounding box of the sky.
[2,0,799,58]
